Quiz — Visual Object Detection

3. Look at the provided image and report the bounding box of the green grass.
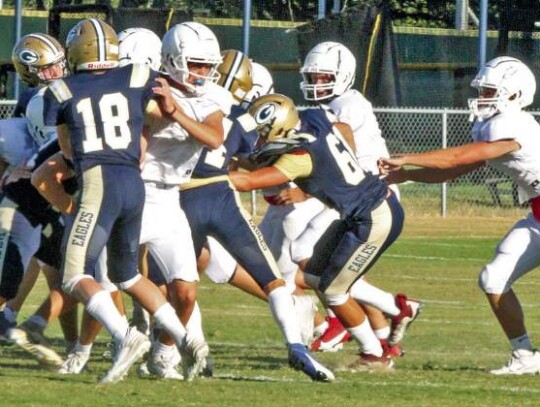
[2,216,540,406]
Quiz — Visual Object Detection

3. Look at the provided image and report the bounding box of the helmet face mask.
[118,27,162,71]
[300,41,356,102]
[66,19,119,72]
[12,33,67,86]
[162,22,222,94]
[468,56,536,121]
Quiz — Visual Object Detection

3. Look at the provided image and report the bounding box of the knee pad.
[116,273,142,291]
[325,293,350,307]
[62,274,93,296]
[478,264,511,295]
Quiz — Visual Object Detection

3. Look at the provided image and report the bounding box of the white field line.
[386,253,486,262]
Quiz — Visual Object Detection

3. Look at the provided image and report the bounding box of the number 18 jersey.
[43,64,158,175]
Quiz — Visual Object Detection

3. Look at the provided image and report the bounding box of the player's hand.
[153,77,183,117]
[378,156,405,175]
[275,187,309,205]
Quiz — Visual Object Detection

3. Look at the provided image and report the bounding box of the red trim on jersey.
[290,150,308,155]
[531,195,540,222]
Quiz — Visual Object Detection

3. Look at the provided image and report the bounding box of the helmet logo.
[255,103,276,124]
[19,49,39,65]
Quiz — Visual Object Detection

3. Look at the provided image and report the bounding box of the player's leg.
[478,215,540,375]
[306,193,404,371]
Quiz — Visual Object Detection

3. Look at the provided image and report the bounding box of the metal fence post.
[441,109,448,217]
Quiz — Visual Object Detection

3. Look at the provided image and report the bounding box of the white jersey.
[327,89,390,175]
[472,110,540,204]
[142,82,232,185]
[0,118,38,166]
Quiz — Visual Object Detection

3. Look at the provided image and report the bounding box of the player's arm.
[381,140,519,170]
[384,162,484,185]
[230,166,291,191]
[230,152,313,191]
[150,77,224,149]
[31,151,75,214]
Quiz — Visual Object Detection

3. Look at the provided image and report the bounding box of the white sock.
[186,302,205,341]
[151,340,176,357]
[268,285,302,345]
[510,334,533,352]
[374,326,391,341]
[85,290,129,343]
[349,279,400,316]
[74,341,93,355]
[152,302,187,347]
[348,319,383,357]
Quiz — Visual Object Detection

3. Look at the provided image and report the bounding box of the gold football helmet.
[12,33,66,87]
[217,50,253,103]
[66,19,119,72]
[248,94,299,141]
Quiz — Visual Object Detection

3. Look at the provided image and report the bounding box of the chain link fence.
[0,99,532,217]
[0,100,16,119]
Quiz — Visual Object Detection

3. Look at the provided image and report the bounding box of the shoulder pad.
[48,79,72,103]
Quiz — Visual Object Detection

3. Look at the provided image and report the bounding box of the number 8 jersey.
[43,64,158,175]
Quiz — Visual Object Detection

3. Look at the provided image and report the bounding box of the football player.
[230,94,405,370]
[40,18,194,384]
[380,56,540,375]
[297,42,421,353]
[179,50,334,382]
[137,21,228,381]
[0,34,77,351]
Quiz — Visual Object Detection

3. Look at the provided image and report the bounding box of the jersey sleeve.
[43,80,71,126]
[272,152,313,180]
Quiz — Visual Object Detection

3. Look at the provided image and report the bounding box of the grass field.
[2,215,540,407]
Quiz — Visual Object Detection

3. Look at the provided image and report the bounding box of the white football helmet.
[468,56,536,121]
[161,22,222,94]
[243,62,275,107]
[300,41,356,101]
[26,88,57,146]
[118,27,162,71]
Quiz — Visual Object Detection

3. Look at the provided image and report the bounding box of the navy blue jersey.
[12,87,40,118]
[289,108,388,219]
[3,139,61,227]
[43,64,158,175]
[191,104,258,178]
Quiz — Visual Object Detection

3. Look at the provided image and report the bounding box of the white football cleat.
[490,349,540,375]
[180,335,209,381]
[58,349,91,374]
[8,324,63,368]
[147,353,184,380]
[99,327,150,384]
